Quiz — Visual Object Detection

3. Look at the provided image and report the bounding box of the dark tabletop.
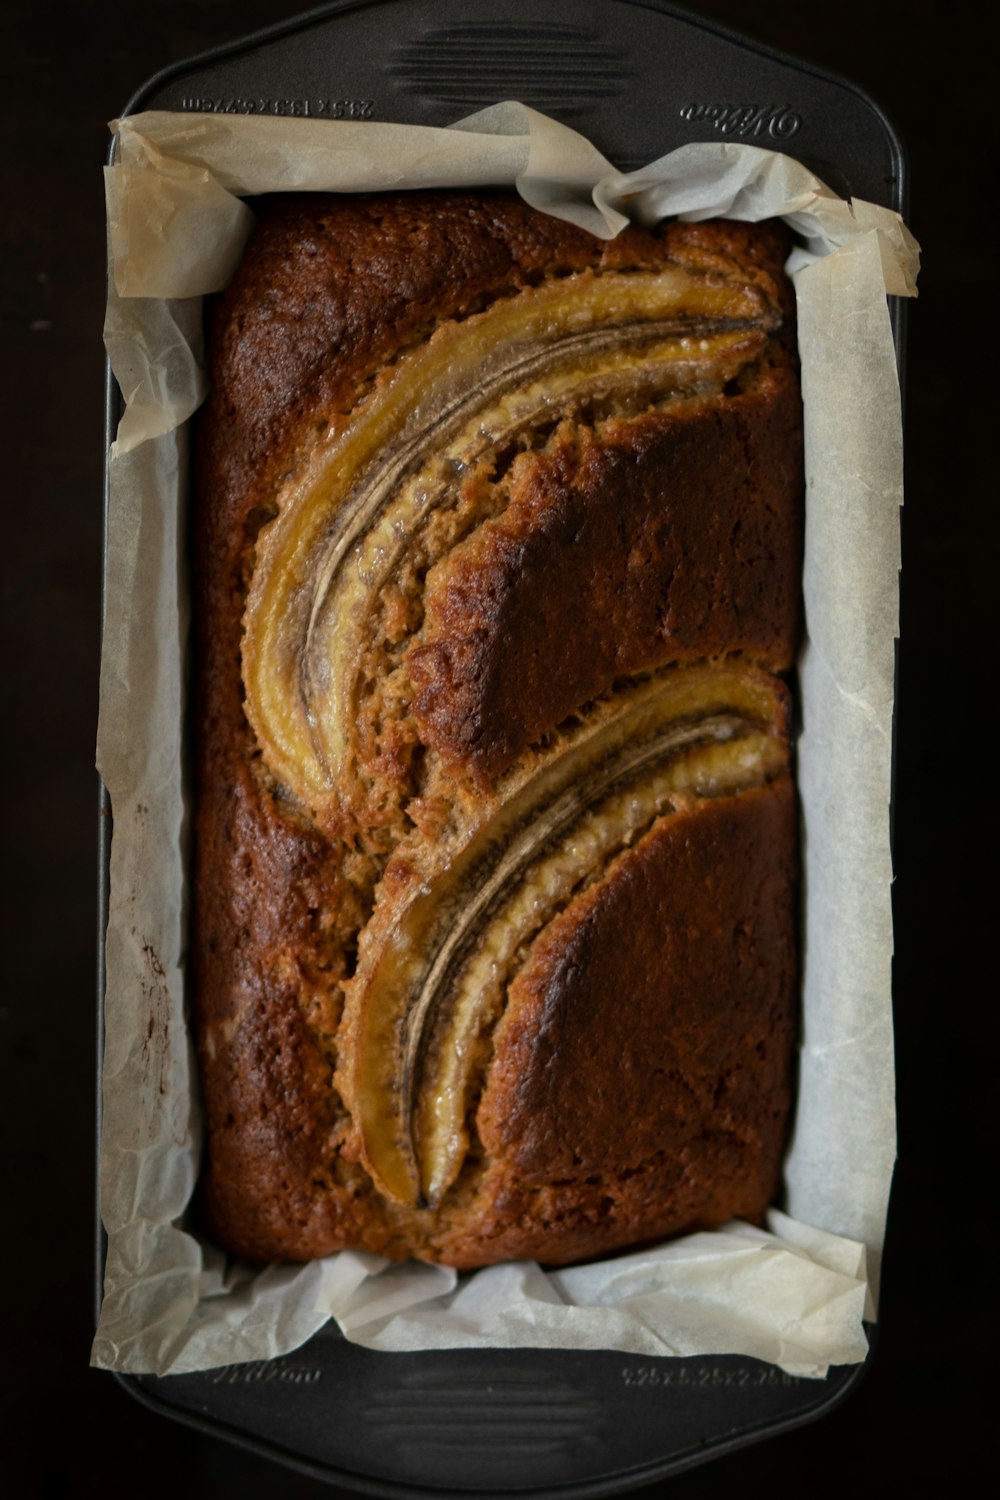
[3,0,992,1493]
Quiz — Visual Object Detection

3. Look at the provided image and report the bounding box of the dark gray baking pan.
[99,2,905,1493]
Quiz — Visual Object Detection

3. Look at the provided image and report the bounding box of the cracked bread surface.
[192,191,802,1267]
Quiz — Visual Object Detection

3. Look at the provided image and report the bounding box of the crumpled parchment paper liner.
[327,1215,868,1378]
[94,102,918,1378]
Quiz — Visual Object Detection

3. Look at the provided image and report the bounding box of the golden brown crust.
[191,192,801,1267]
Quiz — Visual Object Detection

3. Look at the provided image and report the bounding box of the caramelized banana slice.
[242,267,777,816]
[341,666,789,1205]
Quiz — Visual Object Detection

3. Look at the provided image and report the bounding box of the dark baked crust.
[199,195,794,527]
[192,192,801,1267]
[410,367,802,779]
[481,781,797,1178]
[463,782,797,1263]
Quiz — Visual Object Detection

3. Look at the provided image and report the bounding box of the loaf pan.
[98,1,906,1492]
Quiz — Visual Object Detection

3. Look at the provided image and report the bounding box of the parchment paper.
[93,102,919,1380]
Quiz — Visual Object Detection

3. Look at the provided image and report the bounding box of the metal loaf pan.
[99,2,905,1493]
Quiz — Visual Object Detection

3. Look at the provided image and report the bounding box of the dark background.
[3,0,992,1493]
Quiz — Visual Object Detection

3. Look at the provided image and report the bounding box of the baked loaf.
[193,192,803,1268]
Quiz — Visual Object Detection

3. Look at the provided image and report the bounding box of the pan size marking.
[620,1365,805,1388]
[180,97,375,119]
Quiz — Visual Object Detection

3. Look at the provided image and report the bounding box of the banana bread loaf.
[192,192,802,1268]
